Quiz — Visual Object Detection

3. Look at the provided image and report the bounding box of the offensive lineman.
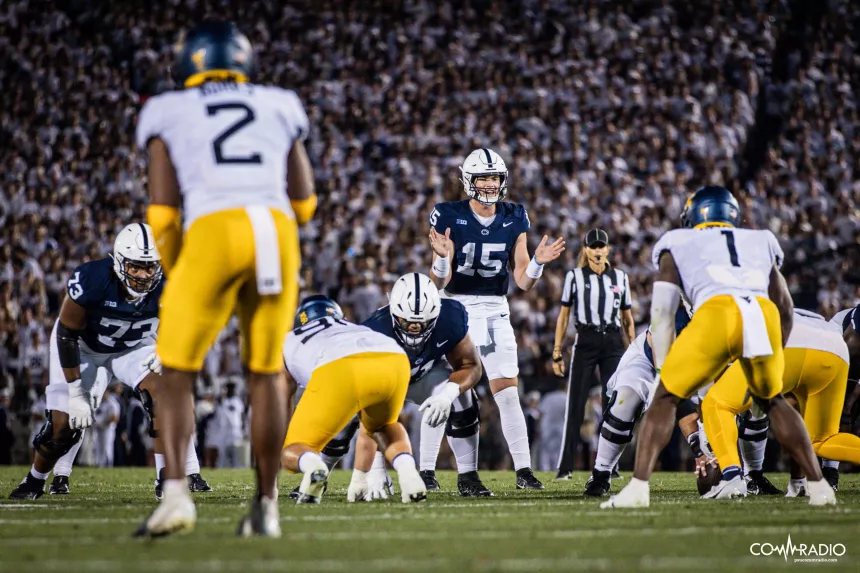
[603,186,834,508]
[428,148,564,489]
[136,21,316,536]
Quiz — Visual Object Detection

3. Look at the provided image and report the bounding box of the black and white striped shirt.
[560,265,632,329]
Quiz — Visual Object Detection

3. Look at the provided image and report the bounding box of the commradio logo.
[750,534,846,564]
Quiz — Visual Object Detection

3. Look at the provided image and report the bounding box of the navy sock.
[722,465,742,481]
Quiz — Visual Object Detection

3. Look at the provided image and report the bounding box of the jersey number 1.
[206,102,262,165]
[720,230,740,267]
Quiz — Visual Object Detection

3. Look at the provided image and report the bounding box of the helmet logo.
[299,311,308,325]
[192,48,207,71]
[699,206,709,218]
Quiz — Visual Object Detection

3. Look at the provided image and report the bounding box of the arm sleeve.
[621,272,632,310]
[560,270,576,307]
[135,97,163,151]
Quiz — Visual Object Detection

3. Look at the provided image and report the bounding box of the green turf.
[0,467,858,572]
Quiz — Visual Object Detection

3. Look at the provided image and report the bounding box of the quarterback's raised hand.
[534,235,566,265]
[429,227,454,259]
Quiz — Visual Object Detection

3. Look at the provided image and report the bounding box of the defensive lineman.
[603,186,834,508]
[428,148,564,489]
[137,21,316,536]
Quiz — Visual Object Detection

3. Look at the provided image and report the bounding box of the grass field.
[1,467,859,572]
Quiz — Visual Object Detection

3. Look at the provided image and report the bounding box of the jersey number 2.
[720,230,740,267]
[206,103,262,165]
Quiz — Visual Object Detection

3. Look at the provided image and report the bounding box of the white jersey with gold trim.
[136,82,308,228]
[787,309,849,364]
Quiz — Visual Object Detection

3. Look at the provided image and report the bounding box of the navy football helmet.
[681,186,741,229]
[294,295,344,328]
[173,21,253,88]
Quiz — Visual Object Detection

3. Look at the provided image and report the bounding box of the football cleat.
[419,470,441,491]
[9,474,46,500]
[516,468,544,490]
[134,485,196,538]
[745,471,782,496]
[457,471,493,497]
[807,479,837,506]
[610,467,623,480]
[296,465,329,505]
[600,478,649,508]
[583,470,611,498]
[50,475,70,495]
[822,467,839,492]
[702,476,747,500]
[187,473,213,493]
[555,471,573,481]
[237,495,281,538]
[154,469,164,500]
[786,478,808,498]
[398,467,428,504]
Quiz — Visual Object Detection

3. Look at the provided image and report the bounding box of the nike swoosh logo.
[503,222,513,227]
[436,340,449,347]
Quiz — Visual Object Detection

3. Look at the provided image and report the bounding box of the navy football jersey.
[363,299,469,384]
[66,258,163,354]
[430,200,530,296]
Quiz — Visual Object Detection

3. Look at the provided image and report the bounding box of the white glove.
[366,452,393,500]
[142,352,163,375]
[68,379,96,430]
[419,382,460,428]
[347,470,370,502]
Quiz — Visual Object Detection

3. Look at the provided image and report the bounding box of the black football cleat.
[555,470,572,481]
[516,468,544,490]
[583,470,611,498]
[187,473,213,493]
[154,469,164,500]
[745,471,783,496]
[610,467,623,480]
[9,473,46,500]
[288,485,300,500]
[50,475,70,495]
[419,470,441,491]
[457,471,493,497]
[822,467,839,492]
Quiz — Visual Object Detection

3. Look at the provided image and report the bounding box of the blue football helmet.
[173,21,253,88]
[681,186,741,229]
[294,295,344,328]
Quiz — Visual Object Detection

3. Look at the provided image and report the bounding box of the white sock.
[163,478,189,499]
[30,465,50,480]
[320,452,342,471]
[392,452,416,474]
[155,453,166,478]
[740,438,766,475]
[594,435,627,473]
[298,452,325,474]
[419,418,445,471]
[184,435,201,475]
[53,432,84,477]
[370,451,386,471]
[493,386,532,471]
[821,458,839,470]
[629,477,649,490]
[790,477,807,489]
[447,433,478,473]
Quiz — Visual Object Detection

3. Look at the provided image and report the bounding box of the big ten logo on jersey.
[97,317,159,349]
[705,230,768,289]
[410,358,435,384]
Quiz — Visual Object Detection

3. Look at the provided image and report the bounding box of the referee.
[552,228,635,480]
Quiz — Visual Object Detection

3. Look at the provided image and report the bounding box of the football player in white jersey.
[280,296,426,514]
[603,186,834,508]
[136,21,316,537]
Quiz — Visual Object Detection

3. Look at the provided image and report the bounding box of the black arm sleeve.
[56,322,83,370]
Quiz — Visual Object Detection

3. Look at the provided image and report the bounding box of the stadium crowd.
[1,0,858,471]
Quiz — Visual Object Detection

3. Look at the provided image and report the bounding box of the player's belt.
[577,324,620,334]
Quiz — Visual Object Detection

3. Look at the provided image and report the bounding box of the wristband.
[552,348,563,361]
[432,256,451,278]
[526,256,544,279]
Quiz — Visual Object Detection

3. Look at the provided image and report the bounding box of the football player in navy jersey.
[428,148,565,489]
[9,224,210,500]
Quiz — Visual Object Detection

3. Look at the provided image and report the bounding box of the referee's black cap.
[584,228,609,247]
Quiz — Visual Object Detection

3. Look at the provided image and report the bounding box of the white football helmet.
[112,223,162,298]
[460,148,508,205]
[389,273,441,348]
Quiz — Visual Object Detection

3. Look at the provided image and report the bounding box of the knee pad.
[738,412,769,442]
[33,411,82,462]
[135,388,157,438]
[446,389,480,439]
[321,415,360,458]
[600,409,636,445]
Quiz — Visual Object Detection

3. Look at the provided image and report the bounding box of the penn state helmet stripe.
[482,148,492,165]
[413,272,421,314]
[138,223,149,251]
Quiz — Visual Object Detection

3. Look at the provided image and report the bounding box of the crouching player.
[278,296,426,516]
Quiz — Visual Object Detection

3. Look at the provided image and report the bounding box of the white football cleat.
[134,483,196,538]
[397,466,427,504]
[237,495,281,537]
[702,476,747,500]
[297,461,329,504]
[807,479,837,506]
[599,478,650,508]
[786,478,808,498]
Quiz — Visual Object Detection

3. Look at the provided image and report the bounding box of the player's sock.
[738,413,767,476]
[392,452,417,474]
[419,418,445,472]
[740,438,766,476]
[594,388,640,472]
[721,465,742,482]
[370,451,386,471]
[53,433,84,477]
[821,458,839,470]
[298,452,325,474]
[184,436,201,476]
[30,466,50,481]
[594,436,625,473]
[319,452,343,471]
[155,453,166,478]
[493,386,531,471]
[447,434,478,473]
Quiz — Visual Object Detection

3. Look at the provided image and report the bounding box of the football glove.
[366,466,393,500]
[68,379,97,430]
[418,382,460,428]
[347,470,370,503]
[142,352,162,375]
